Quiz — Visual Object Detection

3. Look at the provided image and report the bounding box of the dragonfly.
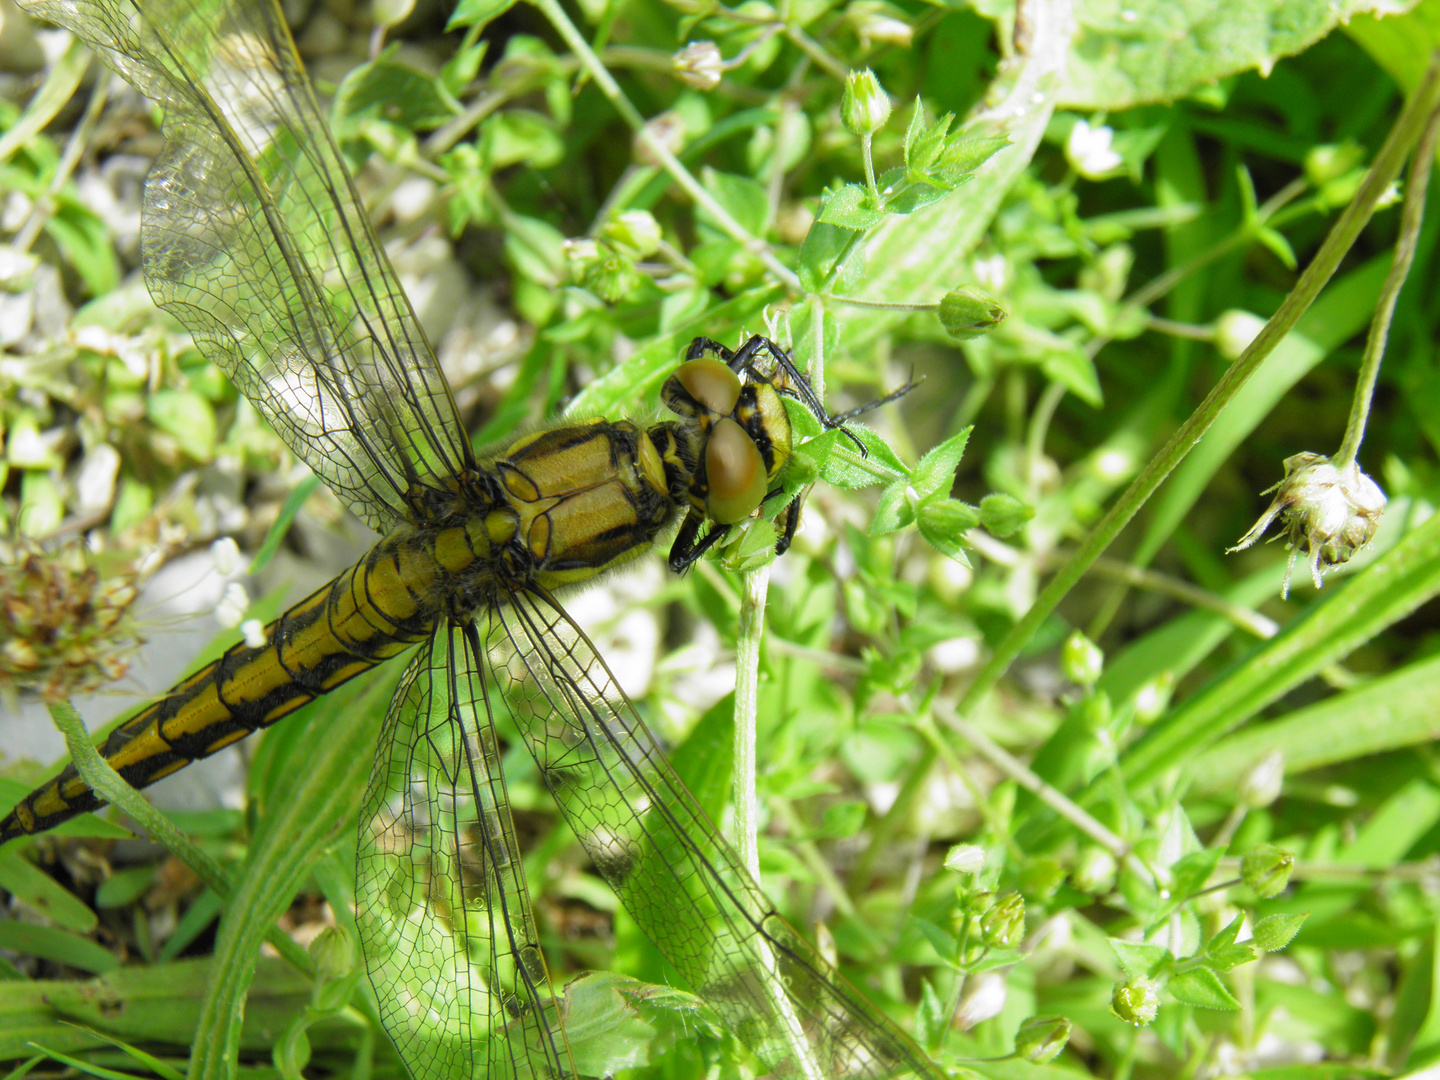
[1,0,942,1077]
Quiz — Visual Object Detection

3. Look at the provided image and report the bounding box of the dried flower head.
[1229,452,1386,598]
[0,540,145,706]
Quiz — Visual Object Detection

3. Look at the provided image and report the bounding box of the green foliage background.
[4,0,1440,1075]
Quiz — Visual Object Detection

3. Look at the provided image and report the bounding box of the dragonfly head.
[661,355,794,525]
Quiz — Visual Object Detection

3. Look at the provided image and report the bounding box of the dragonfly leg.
[668,507,734,573]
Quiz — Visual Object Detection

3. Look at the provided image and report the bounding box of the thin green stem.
[732,564,826,1080]
[781,24,849,82]
[1336,102,1440,466]
[45,701,316,978]
[733,564,770,880]
[820,293,936,312]
[530,0,800,291]
[957,51,1440,730]
[861,131,880,204]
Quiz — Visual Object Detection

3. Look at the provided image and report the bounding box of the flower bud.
[215,581,250,629]
[1241,844,1294,899]
[1110,976,1159,1026]
[1229,452,1386,598]
[841,68,891,136]
[309,926,356,983]
[1014,1015,1071,1063]
[1238,750,1284,809]
[1072,846,1117,895]
[563,236,602,272]
[1076,691,1113,738]
[1132,672,1172,724]
[845,1,913,48]
[582,250,640,304]
[980,891,1025,949]
[601,210,662,258]
[944,844,986,875]
[960,888,994,917]
[939,284,1006,340]
[1304,141,1364,186]
[1213,309,1266,361]
[673,41,723,90]
[634,111,687,167]
[979,492,1030,538]
[1061,630,1103,687]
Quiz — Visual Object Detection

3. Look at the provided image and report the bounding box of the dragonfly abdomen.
[0,529,467,840]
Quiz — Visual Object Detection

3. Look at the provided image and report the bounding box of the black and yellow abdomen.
[2,523,473,837]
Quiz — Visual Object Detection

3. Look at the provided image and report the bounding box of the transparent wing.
[496,584,945,1080]
[20,0,471,530]
[357,627,574,1080]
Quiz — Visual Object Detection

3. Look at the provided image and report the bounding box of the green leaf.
[910,427,971,502]
[903,101,953,174]
[94,865,155,910]
[0,849,97,933]
[482,110,565,171]
[448,0,519,31]
[916,499,979,562]
[1206,942,1258,973]
[1169,848,1225,901]
[1168,967,1241,1011]
[332,55,454,140]
[818,799,868,838]
[797,217,864,293]
[1040,340,1103,407]
[146,390,217,459]
[914,977,945,1049]
[441,40,487,97]
[1110,939,1169,978]
[871,474,916,535]
[912,917,958,964]
[700,169,769,236]
[0,921,119,974]
[556,972,714,1076]
[1252,912,1308,953]
[1060,0,1398,110]
[816,183,885,231]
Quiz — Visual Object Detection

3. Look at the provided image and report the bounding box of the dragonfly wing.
[20,0,471,531]
[357,626,574,1080]
[497,584,944,1080]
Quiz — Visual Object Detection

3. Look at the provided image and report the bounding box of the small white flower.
[210,537,242,576]
[972,254,1009,291]
[1066,120,1123,179]
[955,972,1007,1028]
[1239,750,1285,809]
[215,581,250,629]
[241,619,268,649]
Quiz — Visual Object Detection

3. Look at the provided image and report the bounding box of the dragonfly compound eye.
[667,357,741,418]
[705,417,768,524]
